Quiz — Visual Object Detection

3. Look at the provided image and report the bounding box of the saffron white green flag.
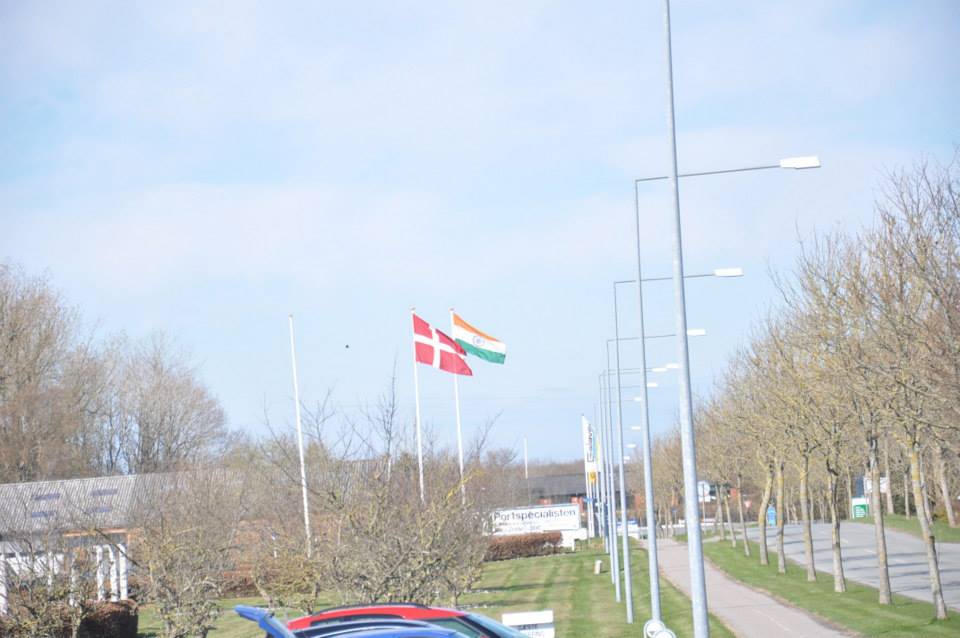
[451,313,506,364]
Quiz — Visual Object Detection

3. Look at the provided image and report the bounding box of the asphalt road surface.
[746,522,960,610]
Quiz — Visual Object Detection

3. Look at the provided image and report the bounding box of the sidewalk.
[653,539,850,638]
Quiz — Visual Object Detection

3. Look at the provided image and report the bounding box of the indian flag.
[451,312,506,364]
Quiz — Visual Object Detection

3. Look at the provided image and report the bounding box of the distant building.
[526,472,624,505]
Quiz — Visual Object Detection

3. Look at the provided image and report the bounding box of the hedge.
[484,532,563,561]
[80,599,138,638]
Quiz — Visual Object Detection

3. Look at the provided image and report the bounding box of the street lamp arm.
[616,269,742,285]
[635,163,780,183]
[634,156,819,184]
[607,329,704,343]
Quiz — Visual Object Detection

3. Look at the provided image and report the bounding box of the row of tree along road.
[639,157,959,621]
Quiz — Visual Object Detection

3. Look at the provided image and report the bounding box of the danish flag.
[413,313,473,376]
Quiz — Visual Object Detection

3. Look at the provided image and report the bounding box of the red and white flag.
[413,313,473,376]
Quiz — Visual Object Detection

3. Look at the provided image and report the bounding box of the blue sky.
[2,1,958,461]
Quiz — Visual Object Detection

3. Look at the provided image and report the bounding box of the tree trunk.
[799,458,816,582]
[827,472,846,592]
[717,484,726,541]
[910,445,948,620]
[737,474,751,557]
[883,439,895,515]
[904,470,912,518]
[724,491,736,548]
[776,459,787,574]
[920,452,933,518]
[933,446,957,528]
[869,436,892,604]
[846,470,854,520]
[758,465,773,565]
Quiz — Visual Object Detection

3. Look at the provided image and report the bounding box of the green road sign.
[853,503,869,518]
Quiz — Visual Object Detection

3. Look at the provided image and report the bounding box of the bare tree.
[130,471,248,638]
[249,378,494,610]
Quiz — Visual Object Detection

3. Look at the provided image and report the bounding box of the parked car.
[288,603,528,638]
[235,605,465,638]
[293,619,462,638]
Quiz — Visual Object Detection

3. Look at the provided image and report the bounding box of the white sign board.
[863,476,889,495]
[697,481,714,503]
[502,610,555,638]
[492,504,581,536]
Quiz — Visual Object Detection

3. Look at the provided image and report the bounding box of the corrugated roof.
[0,474,163,536]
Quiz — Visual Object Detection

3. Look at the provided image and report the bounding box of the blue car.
[235,606,467,638]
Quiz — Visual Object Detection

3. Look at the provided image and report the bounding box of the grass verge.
[850,513,960,543]
[140,597,268,638]
[703,539,959,637]
[460,540,734,638]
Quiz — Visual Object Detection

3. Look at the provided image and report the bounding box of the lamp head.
[779,155,821,169]
[712,267,743,278]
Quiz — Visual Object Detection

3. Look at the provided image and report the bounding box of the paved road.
[746,522,960,610]
[655,538,849,637]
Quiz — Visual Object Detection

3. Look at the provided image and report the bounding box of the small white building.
[0,474,156,614]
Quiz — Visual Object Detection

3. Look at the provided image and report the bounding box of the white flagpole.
[411,308,426,502]
[450,309,466,504]
[287,314,312,557]
[524,436,529,479]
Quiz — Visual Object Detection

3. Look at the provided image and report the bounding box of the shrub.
[0,605,72,638]
[484,532,563,561]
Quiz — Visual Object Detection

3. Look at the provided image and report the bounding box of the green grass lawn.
[139,541,733,638]
[703,539,960,637]
[459,540,733,638]
[850,513,960,543]
[138,597,312,638]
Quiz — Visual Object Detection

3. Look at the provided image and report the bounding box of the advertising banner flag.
[581,416,597,473]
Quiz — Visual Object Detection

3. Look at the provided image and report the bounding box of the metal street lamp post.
[596,374,611,555]
[602,347,622,601]
[611,283,634,623]
[615,268,740,624]
[655,2,821,633]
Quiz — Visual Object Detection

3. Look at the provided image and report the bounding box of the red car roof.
[288,605,467,630]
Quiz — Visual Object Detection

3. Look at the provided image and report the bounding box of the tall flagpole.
[287,314,312,557]
[411,308,426,502]
[523,437,529,480]
[450,309,467,504]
